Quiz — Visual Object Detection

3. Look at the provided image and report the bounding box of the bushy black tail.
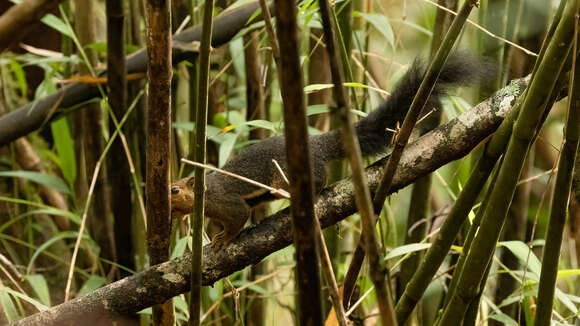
[311,53,486,162]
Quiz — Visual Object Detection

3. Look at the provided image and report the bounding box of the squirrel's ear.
[186,177,195,188]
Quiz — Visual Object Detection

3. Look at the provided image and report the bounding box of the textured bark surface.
[145,0,174,324]
[106,0,133,278]
[274,0,323,324]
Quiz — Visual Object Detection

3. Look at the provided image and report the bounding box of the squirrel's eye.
[171,187,180,195]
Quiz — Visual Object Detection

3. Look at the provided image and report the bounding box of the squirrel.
[171,54,481,249]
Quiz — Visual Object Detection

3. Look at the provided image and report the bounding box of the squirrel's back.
[311,53,484,163]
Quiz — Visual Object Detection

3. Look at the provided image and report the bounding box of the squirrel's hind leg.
[207,195,251,249]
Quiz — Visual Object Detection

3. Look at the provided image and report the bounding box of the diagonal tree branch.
[0,1,274,146]
[10,77,529,326]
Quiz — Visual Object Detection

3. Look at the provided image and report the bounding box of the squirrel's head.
[170,177,195,218]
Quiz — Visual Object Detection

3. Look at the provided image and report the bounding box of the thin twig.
[259,0,280,64]
[419,0,537,57]
[181,158,290,198]
[65,160,101,302]
[345,286,374,317]
[272,159,289,184]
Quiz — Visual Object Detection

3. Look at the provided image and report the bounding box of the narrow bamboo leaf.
[0,287,48,312]
[243,120,278,131]
[353,11,394,46]
[85,43,107,54]
[306,104,329,116]
[385,243,431,260]
[77,276,107,297]
[564,293,580,304]
[0,171,70,194]
[9,60,27,97]
[22,208,80,225]
[498,241,542,276]
[173,296,189,316]
[498,288,537,307]
[172,122,222,138]
[219,133,238,168]
[230,38,245,80]
[25,275,51,306]
[557,269,580,278]
[391,19,433,36]
[555,288,578,314]
[247,284,267,295]
[488,314,518,326]
[307,126,323,135]
[304,83,333,93]
[171,237,188,260]
[245,7,262,25]
[138,307,152,315]
[51,118,76,188]
[27,231,86,275]
[0,290,18,322]
[220,120,279,134]
[41,14,75,38]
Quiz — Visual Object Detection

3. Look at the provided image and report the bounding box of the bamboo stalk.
[189,0,215,324]
[436,0,577,323]
[317,1,377,325]
[535,8,580,325]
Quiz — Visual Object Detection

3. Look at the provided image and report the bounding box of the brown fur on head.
[170,177,195,218]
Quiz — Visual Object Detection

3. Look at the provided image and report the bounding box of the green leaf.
[9,59,27,97]
[243,120,278,131]
[0,290,18,322]
[488,313,518,326]
[226,110,247,126]
[304,83,333,93]
[557,268,580,278]
[51,118,76,189]
[353,12,394,46]
[171,237,188,260]
[173,295,189,316]
[0,171,70,194]
[41,14,75,38]
[498,241,542,276]
[27,231,86,275]
[230,38,245,80]
[307,126,323,135]
[0,287,48,312]
[20,209,80,225]
[247,284,267,295]
[26,275,51,306]
[391,19,433,36]
[306,104,329,116]
[555,288,578,314]
[498,288,537,308]
[385,243,431,260]
[172,122,222,139]
[78,276,107,297]
[219,133,238,168]
[85,42,108,54]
